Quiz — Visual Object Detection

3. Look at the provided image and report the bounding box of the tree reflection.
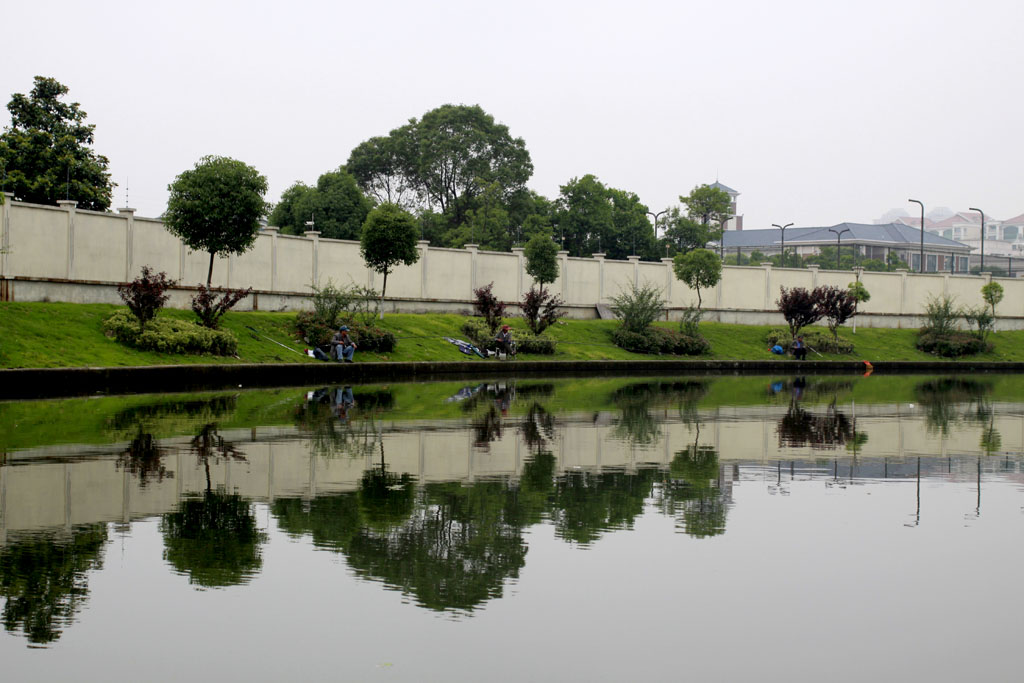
[548,469,658,545]
[294,387,393,458]
[611,381,709,447]
[271,479,528,613]
[660,446,729,538]
[160,423,265,588]
[777,399,854,449]
[112,395,241,487]
[914,378,993,436]
[0,525,108,644]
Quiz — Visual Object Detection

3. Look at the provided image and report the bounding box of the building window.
[911,253,921,271]
[958,256,970,272]
[926,254,937,272]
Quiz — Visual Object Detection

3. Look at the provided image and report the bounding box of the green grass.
[3,301,1024,369]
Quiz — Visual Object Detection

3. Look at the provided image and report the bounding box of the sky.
[3,0,1023,228]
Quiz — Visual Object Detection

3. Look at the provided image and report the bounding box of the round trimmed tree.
[164,156,268,286]
[360,203,420,316]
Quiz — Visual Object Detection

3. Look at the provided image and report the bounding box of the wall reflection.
[4,375,1024,643]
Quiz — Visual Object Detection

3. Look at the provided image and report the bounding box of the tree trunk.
[380,270,388,319]
[206,251,215,287]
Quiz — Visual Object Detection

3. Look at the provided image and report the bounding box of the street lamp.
[646,209,668,255]
[969,207,985,273]
[908,199,924,273]
[828,227,851,269]
[772,222,793,266]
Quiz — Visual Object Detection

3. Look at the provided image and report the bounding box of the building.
[709,181,743,231]
[719,222,972,272]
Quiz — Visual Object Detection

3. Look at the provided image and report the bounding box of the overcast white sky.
[3,0,1022,228]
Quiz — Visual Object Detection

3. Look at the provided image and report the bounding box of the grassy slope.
[2,301,1024,369]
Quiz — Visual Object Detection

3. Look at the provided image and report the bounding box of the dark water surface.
[1,374,1023,681]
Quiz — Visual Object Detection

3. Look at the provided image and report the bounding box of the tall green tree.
[554,174,613,256]
[346,133,421,209]
[673,248,722,311]
[164,156,268,286]
[269,168,372,240]
[360,203,420,312]
[661,184,732,255]
[348,104,533,238]
[0,76,114,210]
[524,232,560,296]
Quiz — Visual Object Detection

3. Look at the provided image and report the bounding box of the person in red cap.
[494,324,514,358]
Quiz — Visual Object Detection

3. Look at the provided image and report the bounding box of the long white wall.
[2,196,1021,326]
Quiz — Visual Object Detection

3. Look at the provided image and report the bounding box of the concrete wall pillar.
[593,252,606,301]
[557,250,569,299]
[627,255,640,287]
[118,208,136,281]
[260,226,279,291]
[662,257,674,301]
[511,246,525,298]
[304,230,321,287]
[57,200,77,279]
[807,264,819,288]
[464,243,479,295]
[896,269,908,315]
[0,192,12,278]
[763,262,773,310]
[417,240,430,298]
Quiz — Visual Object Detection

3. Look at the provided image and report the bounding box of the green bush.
[921,295,959,337]
[104,310,237,355]
[350,323,396,353]
[764,328,853,354]
[612,326,709,356]
[294,310,335,347]
[916,331,990,357]
[609,281,665,334]
[461,318,556,355]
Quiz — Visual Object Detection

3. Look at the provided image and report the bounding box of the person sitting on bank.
[495,325,515,358]
[331,325,357,363]
[792,336,807,361]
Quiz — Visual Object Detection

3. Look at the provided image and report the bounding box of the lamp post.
[908,199,924,273]
[772,222,793,267]
[646,209,668,255]
[828,227,851,269]
[970,207,985,273]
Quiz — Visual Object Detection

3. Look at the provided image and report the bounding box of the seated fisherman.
[330,325,357,363]
[792,335,807,361]
[494,325,515,358]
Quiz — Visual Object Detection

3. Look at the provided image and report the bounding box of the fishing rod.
[245,326,306,356]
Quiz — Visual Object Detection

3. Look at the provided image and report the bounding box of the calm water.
[2,374,1023,681]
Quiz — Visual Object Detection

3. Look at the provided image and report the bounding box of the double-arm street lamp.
[969,207,985,272]
[772,222,793,266]
[828,227,851,269]
[908,199,924,273]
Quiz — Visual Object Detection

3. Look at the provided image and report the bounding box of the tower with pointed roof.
[709,181,742,231]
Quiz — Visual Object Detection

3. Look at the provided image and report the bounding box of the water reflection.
[160,423,266,588]
[4,374,1024,649]
[0,526,108,644]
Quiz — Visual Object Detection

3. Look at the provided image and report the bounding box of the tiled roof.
[720,222,970,251]
[709,181,738,195]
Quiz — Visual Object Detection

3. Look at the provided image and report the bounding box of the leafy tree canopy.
[673,248,722,310]
[164,155,268,285]
[348,104,533,239]
[360,203,420,303]
[661,185,732,256]
[269,167,372,240]
[553,175,655,259]
[524,232,560,292]
[0,76,114,210]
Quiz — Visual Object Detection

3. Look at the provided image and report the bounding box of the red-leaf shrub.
[117,266,177,333]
